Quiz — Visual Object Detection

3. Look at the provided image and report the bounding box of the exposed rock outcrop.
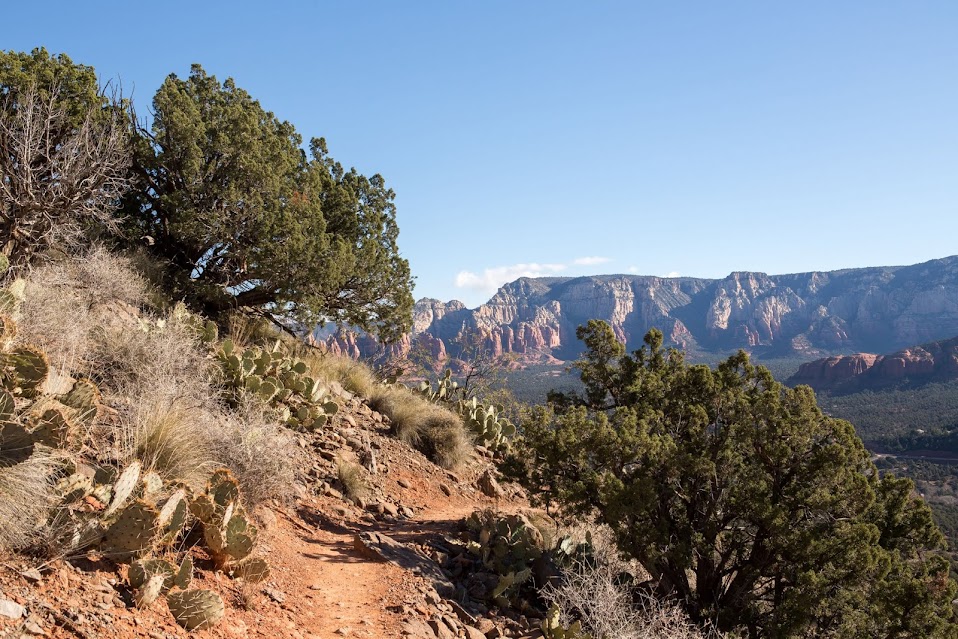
[314,256,958,365]
[790,336,958,391]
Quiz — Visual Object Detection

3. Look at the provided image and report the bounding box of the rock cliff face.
[314,256,958,365]
[790,336,958,391]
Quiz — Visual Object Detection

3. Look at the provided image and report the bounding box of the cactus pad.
[102,500,158,558]
[189,493,217,524]
[0,388,15,423]
[128,558,176,590]
[167,589,225,631]
[207,468,239,509]
[231,557,270,583]
[60,378,100,424]
[106,461,142,516]
[28,405,79,449]
[6,345,49,397]
[173,555,193,590]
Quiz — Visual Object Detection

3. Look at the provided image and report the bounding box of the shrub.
[337,460,369,504]
[543,523,716,639]
[368,384,473,470]
[299,350,377,398]
[0,49,131,266]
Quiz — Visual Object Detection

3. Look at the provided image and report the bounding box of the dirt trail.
[250,494,494,639]
[0,409,520,639]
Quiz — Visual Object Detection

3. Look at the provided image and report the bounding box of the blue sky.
[8,2,958,307]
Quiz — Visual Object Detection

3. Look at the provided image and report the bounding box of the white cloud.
[627,266,679,277]
[454,262,567,293]
[572,256,611,266]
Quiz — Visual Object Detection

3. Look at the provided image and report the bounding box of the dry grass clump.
[543,523,720,639]
[0,449,58,551]
[113,381,217,490]
[336,460,369,504]
[367,384,473,470]
[300,350,377,397]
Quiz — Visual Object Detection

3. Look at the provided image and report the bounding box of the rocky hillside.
[790,335,958,392]
[316,256,958,364]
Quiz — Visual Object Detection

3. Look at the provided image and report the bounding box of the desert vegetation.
[1,45,955,639]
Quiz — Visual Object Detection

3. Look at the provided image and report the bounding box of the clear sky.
[8,2,957,307]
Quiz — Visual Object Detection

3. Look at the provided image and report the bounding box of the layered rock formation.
[314,256,958,366]
[790,336,958,391]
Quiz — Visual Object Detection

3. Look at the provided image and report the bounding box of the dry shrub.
[543,523,720,639]
[0,450,58,551]
[111,378,301,507]
[226,311,282,349]
[337,460,369,504]
[17,248,149,372]
[368,385,473,470]
[209,398,303,508]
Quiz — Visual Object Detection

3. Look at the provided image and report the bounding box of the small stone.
[439,484,452,497]
[463,625,486,639]
[424,588,442,606]
[477,469,504,499]
[24,621,45,635]
[428,618,456,639]
[21,568,43,583]
[397,478,411,489]
[0,599,25,619]
[265,587,286,604]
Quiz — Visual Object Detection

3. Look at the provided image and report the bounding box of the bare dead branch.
[0,83,132,264]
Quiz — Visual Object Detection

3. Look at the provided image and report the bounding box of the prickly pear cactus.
[105,462,142,516]
[463,510,546,604]
[173,555,193,590]
[457,397,515,452]
[231,556,270,583]
[190,468,265,573]
[157,489,190,546]
[26,403,79,449]
[541,606,591,639]
[166,589,225,631]
[0,277,24,315]
[59,378,100,425]
[4,345,49,397]
[214,339,339,433]
[417,368,460,403]
[102,500,159,558]
[205,511,257,569]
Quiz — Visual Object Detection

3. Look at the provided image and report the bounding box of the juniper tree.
[123,65,413,341]
[511,320,958,638]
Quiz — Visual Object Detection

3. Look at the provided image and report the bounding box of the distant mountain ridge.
[316,256,958,365]
[790,335,958,392]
